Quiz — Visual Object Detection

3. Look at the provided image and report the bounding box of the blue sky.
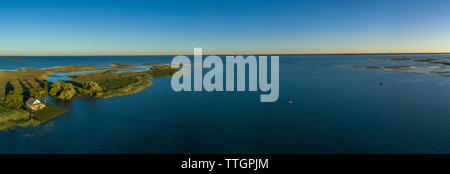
[1,0,450,55]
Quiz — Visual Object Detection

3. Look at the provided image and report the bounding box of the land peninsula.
[0,63,177,131]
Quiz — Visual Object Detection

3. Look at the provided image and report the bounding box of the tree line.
[2,81,102,110]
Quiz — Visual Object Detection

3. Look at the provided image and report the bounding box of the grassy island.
[68,65,177,98]
[343,65,381,69]
[414,58,438,63]
[0,63,178,131]
[142,63,161,65]
[343,56,450,76]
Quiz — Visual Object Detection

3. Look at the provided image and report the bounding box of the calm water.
[1,54,450,154]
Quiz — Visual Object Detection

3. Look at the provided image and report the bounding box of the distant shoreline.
[1,52,450,57]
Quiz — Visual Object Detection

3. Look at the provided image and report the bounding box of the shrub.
[59,83,76,100]
[50,82,63,96]
[4,90,23,109]
[80,81,102,96]
[30,87,43,99]
[49,82,77,100]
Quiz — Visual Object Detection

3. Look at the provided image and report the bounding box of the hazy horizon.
[1,0,450,56]
[2,51,450,57]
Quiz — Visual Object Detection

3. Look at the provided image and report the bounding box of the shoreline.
[0,63,178,131]
[100,79,152,99]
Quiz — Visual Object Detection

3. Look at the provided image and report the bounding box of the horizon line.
[1,52,450,57]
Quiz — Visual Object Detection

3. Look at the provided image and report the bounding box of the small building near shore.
[25,98,46,111]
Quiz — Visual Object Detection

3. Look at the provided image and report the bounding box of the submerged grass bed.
[0,106,40,131]
[0,103,67,131]
[342,56,450,77]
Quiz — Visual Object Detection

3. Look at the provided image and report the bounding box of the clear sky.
[1,0,450,55]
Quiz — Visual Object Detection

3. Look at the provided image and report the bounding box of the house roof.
[25,97,43,106]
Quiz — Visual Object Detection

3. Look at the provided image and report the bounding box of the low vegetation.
[383,66,412,70]
[369,57,411,61]
[79,81,103,96]
[4,90,24,109]
[32,104,68,122]
[343,56,450,77]
[388,57,411,61]
[45,66,95,73]
[0,106,40,131]
[344,65,381,69]
[414,59,438,63]
[0,63,178,131]
[110,63,141,69]
[69,65,177,98]
[0,66,94,100]
[142,63,161,65]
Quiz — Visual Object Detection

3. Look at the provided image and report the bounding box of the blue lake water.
[1,54,450,154]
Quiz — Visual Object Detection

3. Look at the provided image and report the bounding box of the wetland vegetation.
[343,56,450,76]
[0,63,178,131]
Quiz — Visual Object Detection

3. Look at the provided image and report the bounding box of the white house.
[25,98,46,111]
